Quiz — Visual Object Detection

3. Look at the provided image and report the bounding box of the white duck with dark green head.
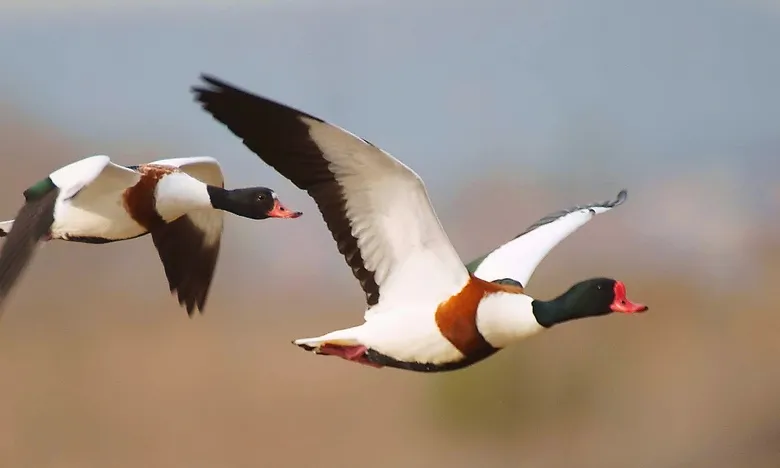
[192,74,648,373]
[0,155,302,316]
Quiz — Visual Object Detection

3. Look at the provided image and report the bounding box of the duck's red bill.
[268,199,302,219]
[610,281,648,313]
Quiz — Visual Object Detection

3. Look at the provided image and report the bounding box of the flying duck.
[466,189,628,287]
[191,74,648,373]
[0,155,301,316]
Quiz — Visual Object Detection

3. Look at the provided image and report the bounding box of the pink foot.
[317,344,383,369]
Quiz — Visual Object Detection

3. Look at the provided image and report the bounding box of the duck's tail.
[293,325,383,368]
[293,327,363,352]
[0,220,14,238]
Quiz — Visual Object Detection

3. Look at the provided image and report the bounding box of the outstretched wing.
[191,74,469,312]
[467,190,628,287]
[148,156,225,315]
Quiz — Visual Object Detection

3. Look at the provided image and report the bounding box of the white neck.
[153,172,212,221]
[475,293,544,348]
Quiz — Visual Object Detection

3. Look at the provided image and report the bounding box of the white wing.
[49,155,141,201]
[469,190,627,287]
[150,156,224,186]
[192,75,469,314]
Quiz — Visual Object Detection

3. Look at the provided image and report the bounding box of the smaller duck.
[0,155,301,317]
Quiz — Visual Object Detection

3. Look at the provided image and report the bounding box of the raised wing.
[0,155,141,317]
[467,189,627,287]
[150,156,224,188]
[191,74,469,310]
[148,156,225,315]
[52,155,141,201]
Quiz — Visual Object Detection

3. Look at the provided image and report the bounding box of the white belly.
[51,192,147,241]
[359,305,465,365]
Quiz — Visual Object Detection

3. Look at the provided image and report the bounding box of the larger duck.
[0,155,301,316]
[192,75,647,373]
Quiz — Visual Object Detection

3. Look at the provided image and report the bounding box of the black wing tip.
[512,188,630,239]
[191,73,261,104]
[190,73,234,103]
[190,72,327,125]
[173,289,207,317]
[195,73,229,90]
[611,189,628,207]
[166,272,210,317]
[591,188,629,209]
[198,73,223,86]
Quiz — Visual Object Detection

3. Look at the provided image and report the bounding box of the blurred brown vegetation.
[0,106,777,468]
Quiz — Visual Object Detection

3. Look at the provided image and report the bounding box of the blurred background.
[0,0,778,466]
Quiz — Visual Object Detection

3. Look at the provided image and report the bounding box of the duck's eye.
[257,194,265,201]
[597,285,602,290]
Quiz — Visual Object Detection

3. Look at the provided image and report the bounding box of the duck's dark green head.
[532,278,648,328]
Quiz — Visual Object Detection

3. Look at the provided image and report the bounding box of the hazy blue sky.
[0,0,775,283]
[0,0,778,183]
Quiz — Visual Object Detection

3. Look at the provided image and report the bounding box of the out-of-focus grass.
[0,107,777,467]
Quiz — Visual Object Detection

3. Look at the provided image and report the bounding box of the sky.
[0,0,777,186]
[0,0,776,279]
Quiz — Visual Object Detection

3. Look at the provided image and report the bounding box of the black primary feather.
[151,216,220,316]
[191,74,382,306]
[0,186,59,317]
[514,189,627,239]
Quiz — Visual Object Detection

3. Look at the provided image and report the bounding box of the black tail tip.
[296,342,316,352]
[0,229,7,238]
